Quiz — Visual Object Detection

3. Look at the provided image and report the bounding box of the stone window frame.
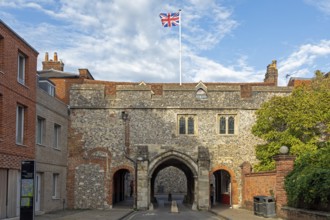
[195,81,208,100]
[196,88,207,99]
[217,114,238,135]
[177,114,198,135]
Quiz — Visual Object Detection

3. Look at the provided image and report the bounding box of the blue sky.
[1,0,330,85]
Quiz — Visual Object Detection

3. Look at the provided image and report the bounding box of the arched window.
[220,117,226,134]
[179,117,186,134]
[178,115,197,135]
[196,88,207,99]
[188,117,194,134]
[219,115,236,135]
[228,116,235,134]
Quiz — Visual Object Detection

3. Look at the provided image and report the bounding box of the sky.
[1,0,330,86]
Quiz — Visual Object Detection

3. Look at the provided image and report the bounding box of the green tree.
[285,145,330,210]
[252,71,330,171]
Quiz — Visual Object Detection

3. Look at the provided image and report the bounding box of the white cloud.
[278,40,330,85]
[304,0,330,15]
[1,0,262,84]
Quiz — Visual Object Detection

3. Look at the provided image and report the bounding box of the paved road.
[123,195,223,220]
[123,205,221,220]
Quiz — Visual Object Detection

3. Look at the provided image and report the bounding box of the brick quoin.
[274,155,295,219]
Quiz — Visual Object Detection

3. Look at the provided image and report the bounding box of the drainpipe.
[121,111,137,209]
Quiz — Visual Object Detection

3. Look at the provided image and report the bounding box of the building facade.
[39,56,291,210]
[0,20,38,219]
[35,77,69,213]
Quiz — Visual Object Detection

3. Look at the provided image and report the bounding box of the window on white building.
[53,124,61,149]
[36,117,45,145]
[52,173,59,198]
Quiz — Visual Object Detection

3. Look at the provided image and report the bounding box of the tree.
[252,71,330,171]
[285,145,330,210]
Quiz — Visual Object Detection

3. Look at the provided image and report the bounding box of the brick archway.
[210,165,239,206]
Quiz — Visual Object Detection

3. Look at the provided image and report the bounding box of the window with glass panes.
[219,115,236,135]
[17,53,26,84]
[178,115,196,135]
[16,105,25,144]
[53,124,61,148]
[37,117,45,145]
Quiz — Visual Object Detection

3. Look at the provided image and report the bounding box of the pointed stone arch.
[149,150,198,176]
[148,150,199,208]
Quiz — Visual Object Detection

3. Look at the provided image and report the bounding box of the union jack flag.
[159,12,180,27]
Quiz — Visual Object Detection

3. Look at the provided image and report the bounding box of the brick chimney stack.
[42,52,64,71]
[45,52,49,61]
[264,60,278,86]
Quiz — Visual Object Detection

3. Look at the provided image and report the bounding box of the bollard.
[171,200,179,213]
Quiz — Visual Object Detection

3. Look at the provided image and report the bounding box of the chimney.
[264,60,278,86]
[42,52,64,71]
[45,52,49,61]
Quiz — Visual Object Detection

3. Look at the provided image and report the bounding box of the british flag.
[159,12,180,27]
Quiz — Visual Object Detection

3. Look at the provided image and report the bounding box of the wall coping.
[244,170,276,177]
[282,206,330,217]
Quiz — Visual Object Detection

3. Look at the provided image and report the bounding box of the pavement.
[34,198,134,220]
[32,205,283,220]
[23,196,283,220]
[34,209,133,220]
[210,205,283,220]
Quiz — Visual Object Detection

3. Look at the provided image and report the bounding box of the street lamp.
[121,111,128,121]
[279,145,289,155]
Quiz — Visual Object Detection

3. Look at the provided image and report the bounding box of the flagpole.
[179,9,182,86]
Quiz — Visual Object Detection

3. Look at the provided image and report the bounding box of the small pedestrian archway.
[148,151,198,209]
[112,168,133,207]
[210,165,238,208]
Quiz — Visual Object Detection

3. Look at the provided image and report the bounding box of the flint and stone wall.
[154,166,187,194]
[67,82,291,210]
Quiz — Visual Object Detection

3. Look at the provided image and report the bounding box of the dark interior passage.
[212,170,231,206]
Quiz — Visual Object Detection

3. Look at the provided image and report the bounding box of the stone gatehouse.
[64,61,292,210]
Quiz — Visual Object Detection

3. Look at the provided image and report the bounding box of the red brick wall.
[50,78,84,104]
[242,172,276,209]
[241,162,276,210]
[0,21,38,169]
